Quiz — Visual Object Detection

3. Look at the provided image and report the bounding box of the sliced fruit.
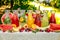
[50,23,60,30]
[23,24,28,28]
[13,27,19,32]
[12,24,20,32]
[19,17,24,22]
[0,24,13,32]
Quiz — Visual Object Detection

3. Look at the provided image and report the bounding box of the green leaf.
[35,29,40,32]
[30,0,34,2]
[32,29,40,33]
[12,4,20,10]
[32,30,36,33]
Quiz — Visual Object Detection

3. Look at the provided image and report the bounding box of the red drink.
[49,12,56,24]
[11,10,19,27]
[34,14,41,27]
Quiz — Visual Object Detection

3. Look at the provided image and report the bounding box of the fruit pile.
[0,10,60,33]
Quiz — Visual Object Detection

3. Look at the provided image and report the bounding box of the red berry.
[45,28,53,33]
[19,27,25,32]
[40,29,44,32]
[25,28,31,32]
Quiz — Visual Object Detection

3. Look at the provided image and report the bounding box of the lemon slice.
[19,17,24,22]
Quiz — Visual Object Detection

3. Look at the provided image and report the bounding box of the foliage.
[50,0,60,9]
[0,14,3,24]
[12,0,36,10]
[12,4,20,10]
[56,0,60,8]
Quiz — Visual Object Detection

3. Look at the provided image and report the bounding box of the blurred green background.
[0,0,60,10]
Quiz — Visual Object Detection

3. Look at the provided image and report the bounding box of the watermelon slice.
[50,23,60,30]
[0,24,13,32]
